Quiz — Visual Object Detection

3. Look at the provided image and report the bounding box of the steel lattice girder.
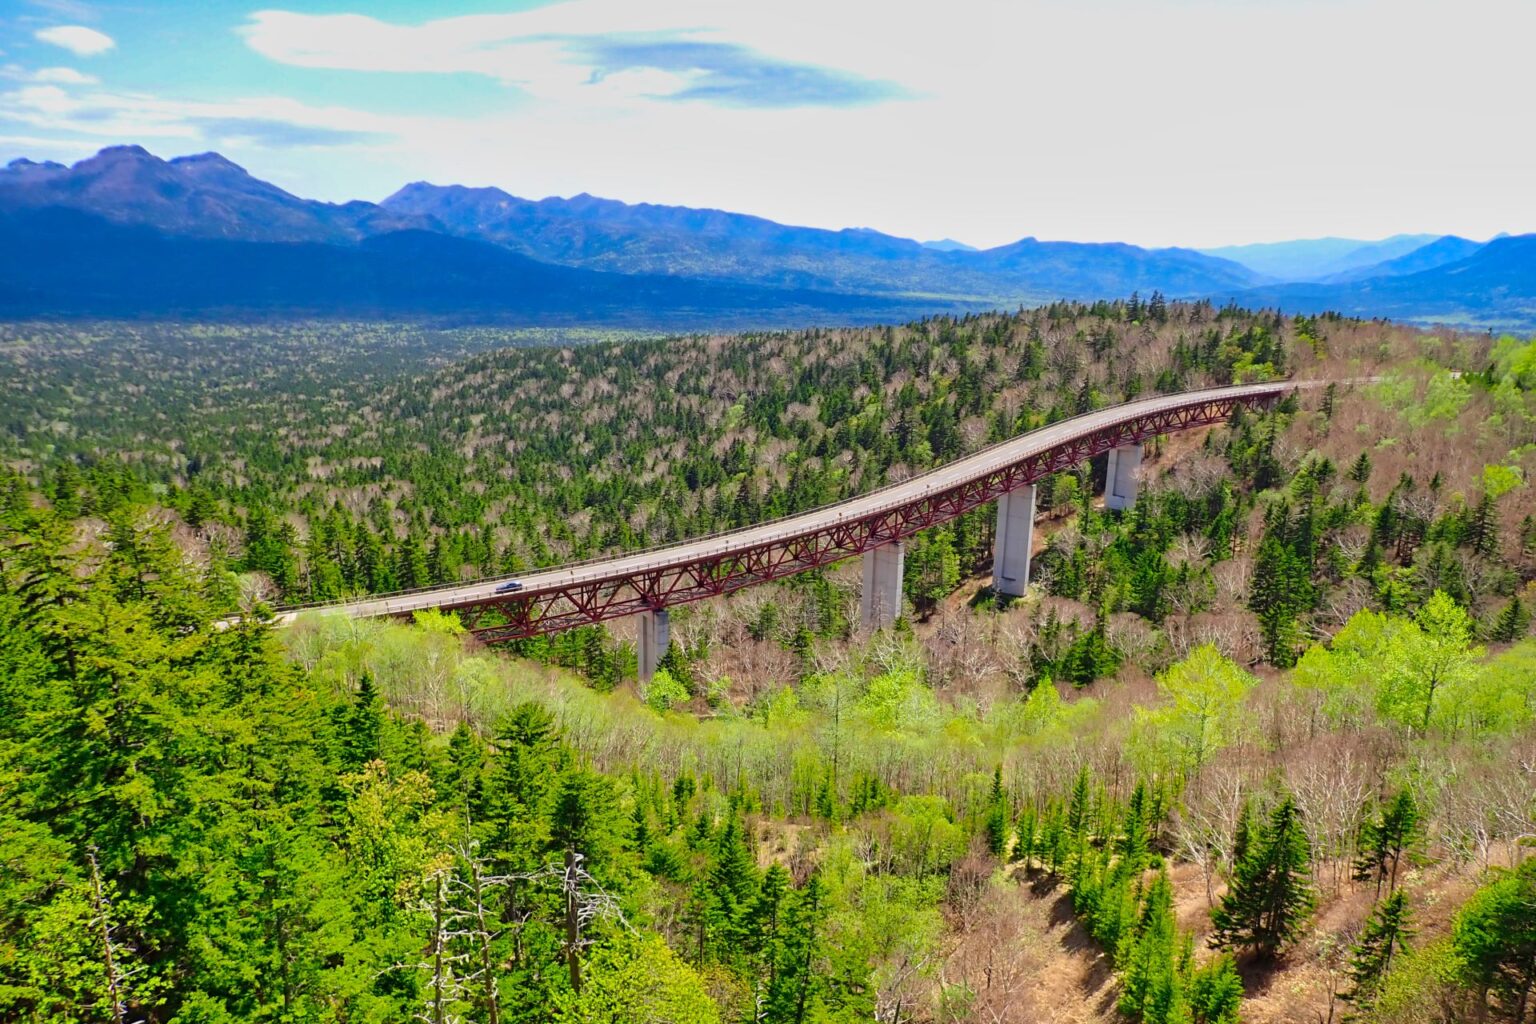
[457,394,1270,644]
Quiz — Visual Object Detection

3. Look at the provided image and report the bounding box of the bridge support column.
[992,484,1036,597]
[637,608,669,683]
[860,541,905,631]
[1105,443,1142,511]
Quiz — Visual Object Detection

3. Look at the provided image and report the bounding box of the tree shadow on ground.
[1233,952,1290,998]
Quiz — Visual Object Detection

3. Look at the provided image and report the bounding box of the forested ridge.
[2,302,1536,1022]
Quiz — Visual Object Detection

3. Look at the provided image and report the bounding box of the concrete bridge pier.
[637,608,670,683]
[860,541,905,631]
[992,484,1036,597]
[1105,443,1143,511]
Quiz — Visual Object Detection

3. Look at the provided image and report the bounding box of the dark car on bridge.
[494,580,524,594]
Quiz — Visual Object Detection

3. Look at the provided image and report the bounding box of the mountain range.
[1,145,1531,328]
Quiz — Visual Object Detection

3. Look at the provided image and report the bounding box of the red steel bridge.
[278,380,1325,676]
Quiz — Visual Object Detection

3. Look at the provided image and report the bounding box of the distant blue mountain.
[0,147,1265,320]
[921,238,978,252]
[1,145,1530,326]
[0,206,933,326]
[0,145,431,242]
[1320,235,1485,282]
[1227,235,1536,329]
[380,181,1261,301]
[1199,234,1441,281]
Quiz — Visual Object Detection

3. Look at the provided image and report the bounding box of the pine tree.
[1065,767,1093,879]
[1466,492,1500,558]
[337,671,385,770]
[707,814,760,962]
[1344,889,1414,1010]
[1348,450,1372,485]
[1230,800,1256,873]
[1119,870,1182,1022]
[744,864,792,1018]
[1119,782,1151,868]
[1491,595,1530,643]
[1250,534,1310,667]
[1211,796,1317,959]
[1352,789,1422,900]
[1452,856,1536,1023]
[984,764,1010,857]
[548,770,623,994]
[1187,953,1243,1024]
[768,873,828,1024]
[441,721,484,810]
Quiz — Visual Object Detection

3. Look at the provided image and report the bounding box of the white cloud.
[0,82,411,149]
[231,0,1536,247]
[240,5,901,108]
[33,66,97,84]
[2,65,99,84]
[35,25,115,57]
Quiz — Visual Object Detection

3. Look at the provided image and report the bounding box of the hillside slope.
[3,307,1535,1023]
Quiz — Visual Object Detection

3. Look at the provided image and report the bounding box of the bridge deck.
[280,380,1311,630]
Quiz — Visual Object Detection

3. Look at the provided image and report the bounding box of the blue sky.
[3,0,1533,247]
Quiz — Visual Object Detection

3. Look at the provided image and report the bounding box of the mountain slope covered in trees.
[2,306,1536,1022]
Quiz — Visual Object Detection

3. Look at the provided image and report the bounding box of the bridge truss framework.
[440,388,1283,645]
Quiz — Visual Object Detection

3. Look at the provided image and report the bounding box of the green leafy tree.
[1453,857,1536,1023]
[1134,645,1255,778]
[644,667,691,713]
[560,933,721,1024]
[1378,591,1482,733]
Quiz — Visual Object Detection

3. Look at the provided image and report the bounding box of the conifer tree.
[768,874,828,1024]
[1353,789,1422,900]
[1211,796,1317,959]
[1119,870,1182,1022]
[337,671,385,770]
[1230,800,1256,875]
[1452,856,1536,1024]
[984,765,1010,857]
[1187,954,1243,1024]
[707,814,760,962]
[1344,889,1414,1011]
[1348,450,1372,485]
[1491,595,1530,643]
